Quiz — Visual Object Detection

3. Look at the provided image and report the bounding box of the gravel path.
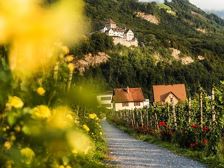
[102,120,206,168]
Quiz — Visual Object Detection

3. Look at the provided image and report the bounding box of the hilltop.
[73,0,224,96]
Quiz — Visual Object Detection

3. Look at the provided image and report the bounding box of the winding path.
[102,120,206,168]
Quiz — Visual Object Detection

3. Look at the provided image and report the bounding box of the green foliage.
[72,33,113,57]
[0,47,12,110]
[0,49,108,168]
[81,0,224,96]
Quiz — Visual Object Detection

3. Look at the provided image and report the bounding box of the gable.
[153,84,187,103]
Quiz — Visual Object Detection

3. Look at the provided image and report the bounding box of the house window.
[102,104,111,108]
[122,102,129,107]
[101,96,111,101]
[134,102,140,106]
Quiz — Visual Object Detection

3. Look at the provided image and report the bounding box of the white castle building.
[100,19,138,47]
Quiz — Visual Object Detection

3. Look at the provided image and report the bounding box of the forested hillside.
[74,0,224,97]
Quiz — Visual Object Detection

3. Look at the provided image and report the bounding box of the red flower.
[191,124,198,129]
[202,126,209,132]
[202,139,208,145]
[159,121,166,127]
[190,142,198,148]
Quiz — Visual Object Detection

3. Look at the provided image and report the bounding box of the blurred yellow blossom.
[100,132,103,136]
[68,63,75,72]
[0,0,86,79]
[65,166,72,168]
[14,125,21,132]
[4,141,12,150]
[82,124,90,132]
[88,113,97,120]
[10,135,16,141]
[5,160,13,168]
[48,106,75,129]
[36,87,46,96]
[62,156,69,166]
[22,125,31,135]
[61,46,70,54]
[65,55,74,62]
[6,96,24,109]
[20,147,35,164]
[66,131,93,154]
[32,105,51,120]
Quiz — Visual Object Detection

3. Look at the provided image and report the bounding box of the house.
[97,91,113,109]
[152,84,187,105]
[105,28,125,38]
[125,29,135,41]
[112,87,149,111]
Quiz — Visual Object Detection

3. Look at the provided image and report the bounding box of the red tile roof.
[112,87,145,103]
[153,84,187,103]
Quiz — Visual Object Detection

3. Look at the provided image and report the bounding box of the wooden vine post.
[140,109,144,128]
[133,110,138,128]
[130,110,133,127]
[211,87,216,124]
[153,104,159,130]
[167,104,171,127]
[135,109,138,128]
[171,99,177,129]
[146,107,149,127]
[199,88,203,128]
[188,97,192,125]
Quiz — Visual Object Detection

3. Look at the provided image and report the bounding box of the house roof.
[153,84,187,103]
[112,87,145,103]
[125,29,133,34]
[106,19,116,24]
[105,28,125,33]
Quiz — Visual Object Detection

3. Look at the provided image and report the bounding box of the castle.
[100,19,138,47]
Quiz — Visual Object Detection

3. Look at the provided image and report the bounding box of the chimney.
[127,86,129,93]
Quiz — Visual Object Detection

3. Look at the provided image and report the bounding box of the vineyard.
[108,84,224,165]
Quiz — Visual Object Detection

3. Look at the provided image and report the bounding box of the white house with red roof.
[112,87,149,111]
[152,84,187,105]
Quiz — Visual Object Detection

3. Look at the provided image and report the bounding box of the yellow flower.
[6,96,24,109]
[0,0,86,79]
[10,135,16,141]
[61,46,70,54]
[5,160,13,168]
[4,141,12,150]
[14,125,21,132]
[82,124,90,132]
[36,87,46,96]
[66,131,93,155]
[68,63,75,72]
[65,166,72,168]
[65,55,74,62]
[88,113,97,120]
[59,166,65,168]
[100,132,103,136]
[20,147,35,164]
[48,106,75,129]
[32,105,51,120]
